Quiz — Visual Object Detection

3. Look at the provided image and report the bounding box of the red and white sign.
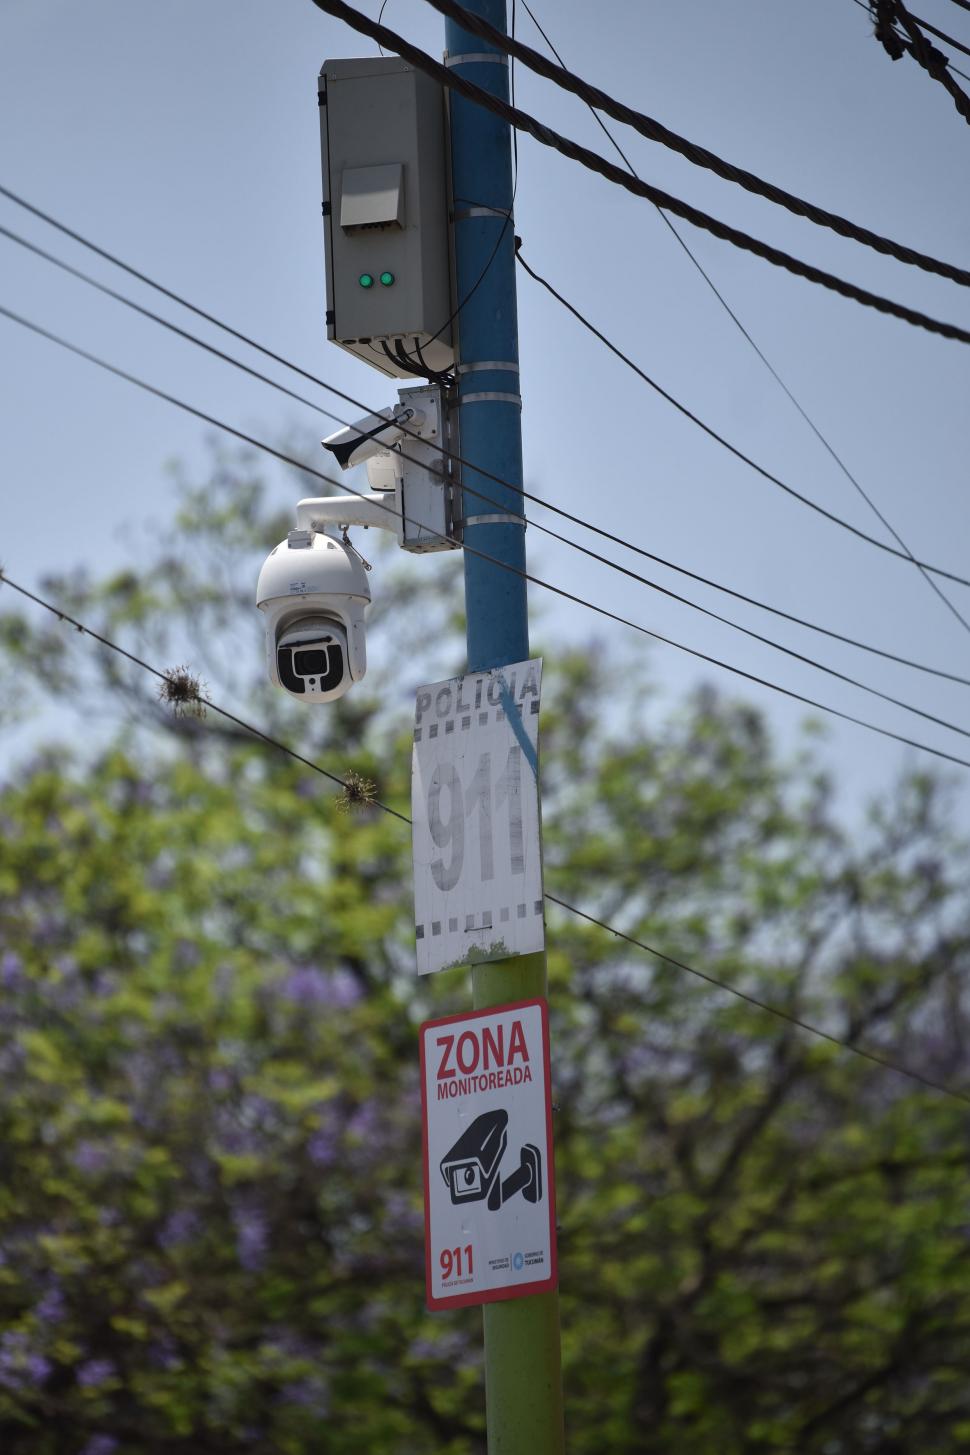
[419,998,557,1311]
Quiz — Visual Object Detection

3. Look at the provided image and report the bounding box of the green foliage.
[2,447,970,1452]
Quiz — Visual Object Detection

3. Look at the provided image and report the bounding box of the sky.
[1,0,969,824]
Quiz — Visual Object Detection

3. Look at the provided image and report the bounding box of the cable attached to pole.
[422,0,970,286]
[5,299,970,773]
[4,565,969,1111]
[517,0,970,642]
[308,0,970,346]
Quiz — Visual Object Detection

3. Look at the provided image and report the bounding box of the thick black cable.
[854,0,970,82]
[871,0,970,115]
[892,0,970,119]
[520,0,970,641]
[7,221,970,726]
[3,566,968,1109]
[419,0,970,290]
[310,0,970,346]
[7,181,970,600]
[514,243,970,591]
[904,6,970,60]
[3,210,969,692]
[6,301,970,774]
[401,0,520,353]
[417,0,522,365]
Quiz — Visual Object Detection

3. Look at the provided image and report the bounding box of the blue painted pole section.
[446,7,566,1454]
[446,0,528,673]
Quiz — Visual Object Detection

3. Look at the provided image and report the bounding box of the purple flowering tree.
[2,452,970,1453]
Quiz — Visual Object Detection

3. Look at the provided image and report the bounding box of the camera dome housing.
[256,531,370,703]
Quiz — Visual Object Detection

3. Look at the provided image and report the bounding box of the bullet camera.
[322,402,424,470]
[256,529,370,703]
[441,1110,543,1213]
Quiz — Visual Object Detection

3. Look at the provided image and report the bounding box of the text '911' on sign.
[411,659,544,976]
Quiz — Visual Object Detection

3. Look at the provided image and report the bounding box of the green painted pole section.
[444,0,566,1439]
[473,953,565,1451]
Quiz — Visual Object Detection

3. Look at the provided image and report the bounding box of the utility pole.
[446,3,566,1450]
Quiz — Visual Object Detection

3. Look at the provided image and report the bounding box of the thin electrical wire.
[6,220,969,735]
[420,0,521,354]
[514,243,970,590]
[3,564,969,1110]
[542,894,970,1108]
[381,5,520,368]
[377,0,391,55]
[0,573,409,823]
[6,180,970,600]
[0,224,355,425]
[519,0,970,639]
[421,0,970,289]
[310,0,970,346]
[5,301,970,774]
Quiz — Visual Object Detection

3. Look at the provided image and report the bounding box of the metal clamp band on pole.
[444,50,510,66]
[460,390,522,406]
[457,360,520,374]
[463,512,526,527]
[454,206,514,221]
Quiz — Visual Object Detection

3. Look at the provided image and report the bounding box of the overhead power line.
[420,0,970,290]
[854,0,970,82]
[6,300,970,773]
[7,202,970,718]
[3,202,968,692]
[519,0,970,641]
[7,221,970,733]
[514,243,970,592]
[310,0,970,347]
[3,566,968,1111]
[872,0,970,123]
[903,6,970,60]
[542,895,970,1108]
[0,573,409,823]
[6,180,970,604]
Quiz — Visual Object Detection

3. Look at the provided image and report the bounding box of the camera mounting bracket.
[295,491,401,539]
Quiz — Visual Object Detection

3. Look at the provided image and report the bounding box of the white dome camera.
[257,529,370,703]
[257,384,461,706]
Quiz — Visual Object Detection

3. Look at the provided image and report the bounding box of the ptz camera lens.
[294,649,329,676]
[277,641,345,695]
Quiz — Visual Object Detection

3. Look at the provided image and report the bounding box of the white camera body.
[256,529,370,703]
[322,402,425,470]
[258,385,461,705]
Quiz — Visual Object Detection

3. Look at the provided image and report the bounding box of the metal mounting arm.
[295,492,402,539]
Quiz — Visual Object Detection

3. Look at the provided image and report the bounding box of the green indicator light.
[379,271,395,287]
[358,272,374,289]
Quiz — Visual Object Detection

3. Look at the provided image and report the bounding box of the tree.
[1,444,969,1454]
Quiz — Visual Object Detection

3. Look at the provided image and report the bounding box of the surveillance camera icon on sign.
[440,1109,542,1212]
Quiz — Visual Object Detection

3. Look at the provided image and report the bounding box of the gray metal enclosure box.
[319,58,454,379]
